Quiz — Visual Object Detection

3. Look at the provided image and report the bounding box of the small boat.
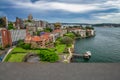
[83,51,92,60]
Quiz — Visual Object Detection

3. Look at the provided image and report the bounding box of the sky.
[0,0,120,23]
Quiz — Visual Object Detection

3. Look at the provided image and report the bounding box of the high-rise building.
[15,17,24,29]
[0,16,8,28]
[0,28,12,48]
[28,14,33,21]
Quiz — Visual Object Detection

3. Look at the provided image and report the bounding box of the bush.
[17,40,31,50]
[0,45,4,50]
[31,42,38,49]
[22,43,31,50]
[38,50,59,62]
[17,40,24,47]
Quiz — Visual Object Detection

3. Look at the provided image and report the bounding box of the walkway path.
[2,46,15,62]
[63,44,74,63]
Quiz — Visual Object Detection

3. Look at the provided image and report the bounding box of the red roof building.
[24,32,53,48]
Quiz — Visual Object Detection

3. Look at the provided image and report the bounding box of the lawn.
[4,47,57,62]
[4,45,65,62]
[11,47,27,53]
[55,44,66,54]
[8,53,26,62]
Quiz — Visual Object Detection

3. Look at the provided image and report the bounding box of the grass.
[8,53,26,62]
[4,47,28,62]
[11,47,27,53]
[55,44,66,54]
[4,47,57,62]
[4,44,66,62]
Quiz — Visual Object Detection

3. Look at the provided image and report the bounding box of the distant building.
[15,17,25,29]
[0,16,8,28]
[86,29,95,37]
[28,14,33,21]
[0,28,12,48]
[69,28,86,38]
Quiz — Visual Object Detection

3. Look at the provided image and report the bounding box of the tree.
[64,32,76,39]
[85,26,94,30]
[54,22,61,29]
[17,40,24,47]
[22,43,31,50]
[44,27,53,32]
[61,36,73,46]
[8,22,15,30]
[39,50,59,62]
[0,17,6,27]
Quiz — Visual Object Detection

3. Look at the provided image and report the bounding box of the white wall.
[9,29,26,43]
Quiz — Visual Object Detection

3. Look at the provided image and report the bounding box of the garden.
[4,32,75,62]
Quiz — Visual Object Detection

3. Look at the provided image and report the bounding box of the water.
[74,27,120,62]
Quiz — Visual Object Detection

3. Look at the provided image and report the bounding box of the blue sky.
[0,0,120,23]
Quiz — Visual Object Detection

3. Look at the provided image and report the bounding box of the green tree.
[8,22,15,30]
[44,27,53,32]
[54,22,61,29]
[17,40,24,47]
[64,32,75,39]
[61,36,73,46]
[0,44,4,50]
[39,50,59,62]
[85,26,94,30]
[22,43,31,50]
[0,17,6,27]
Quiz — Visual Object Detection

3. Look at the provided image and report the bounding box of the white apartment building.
[9,29,26,45]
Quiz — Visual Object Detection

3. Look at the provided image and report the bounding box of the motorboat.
[83,51,92,60]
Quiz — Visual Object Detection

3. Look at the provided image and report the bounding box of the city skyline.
[0,0,120,23]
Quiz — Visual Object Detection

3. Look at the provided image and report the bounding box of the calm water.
[74,27,120,62]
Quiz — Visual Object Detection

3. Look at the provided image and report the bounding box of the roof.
[32,36,41,42]
[40,32,51,40]
[53,29,61,33]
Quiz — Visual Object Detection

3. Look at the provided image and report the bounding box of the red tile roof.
[32,36,41,42]
[25,32,52,42]
[53,29,61,33]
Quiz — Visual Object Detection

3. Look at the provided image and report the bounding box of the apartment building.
[9,29,26,45]
[0,28,12,48]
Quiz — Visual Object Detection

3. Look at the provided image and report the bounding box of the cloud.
[1,0,120,13]
[93,13,120,23]
[0,0,120,23]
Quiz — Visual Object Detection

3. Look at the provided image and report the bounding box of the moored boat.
[83,51,92,60]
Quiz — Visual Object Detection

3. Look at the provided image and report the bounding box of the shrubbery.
[38,50,59,62]
[17,40,31,50]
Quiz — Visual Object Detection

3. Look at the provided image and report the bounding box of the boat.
[83,51,92,60]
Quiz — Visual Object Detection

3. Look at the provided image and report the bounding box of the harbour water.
[74,27,120,62]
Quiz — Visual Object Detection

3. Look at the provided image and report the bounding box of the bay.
[74,27,120,62]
